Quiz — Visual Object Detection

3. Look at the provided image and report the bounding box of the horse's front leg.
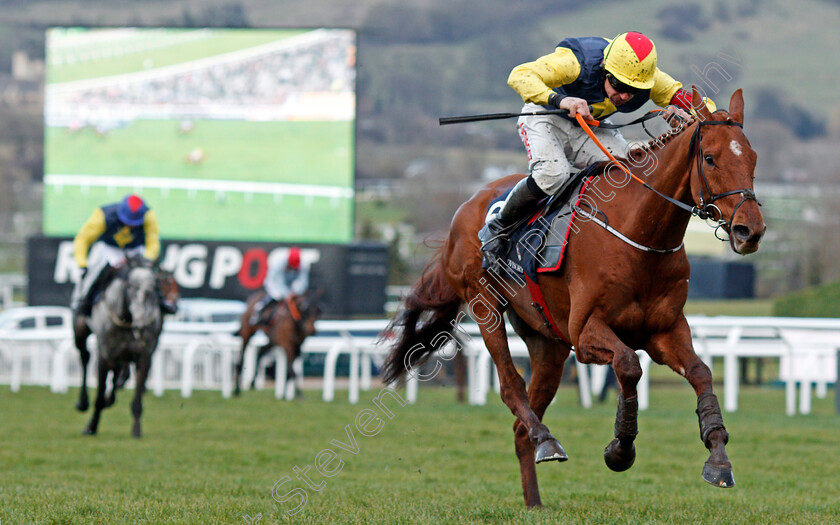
[131,353,152,438]
[74,318,91,412]
[83,363,111,435]
[576,316,642,472]
[647,320,734,488]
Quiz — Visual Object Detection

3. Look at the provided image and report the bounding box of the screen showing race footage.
[43,27,356,243]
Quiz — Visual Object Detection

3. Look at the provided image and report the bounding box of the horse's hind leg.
[131,355,151,438]
[575,316,642,472]
[647,324,734,487]
[234,332,252,397]
[512,327,572,508]
[474,303,565,469]
[83,363,111,435]
[251,343,273,390]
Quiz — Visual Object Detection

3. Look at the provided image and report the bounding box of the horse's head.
[296,289,323,337]
[687,87,765,255]
[156,267,180,311]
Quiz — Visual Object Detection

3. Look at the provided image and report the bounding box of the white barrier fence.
[1,316,838,415]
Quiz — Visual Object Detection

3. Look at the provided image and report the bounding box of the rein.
[574,113,756,247]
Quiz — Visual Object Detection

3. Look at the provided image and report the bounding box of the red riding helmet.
[117,194,148,226]
[287,247,301,270]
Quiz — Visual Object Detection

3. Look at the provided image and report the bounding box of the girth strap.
[524,274,570,344]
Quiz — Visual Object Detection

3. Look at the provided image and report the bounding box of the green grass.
[773,280,840,318]
[684,299,775,317]
[1,384,838,524]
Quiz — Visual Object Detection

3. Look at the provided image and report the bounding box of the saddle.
[481,163,601,282]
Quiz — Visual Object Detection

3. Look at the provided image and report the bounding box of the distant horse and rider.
[234,247,322,398]
[234,288,322,399]
[383,87,765,507]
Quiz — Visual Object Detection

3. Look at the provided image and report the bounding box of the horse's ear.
[691,85,713,121]
[728,88,744,124]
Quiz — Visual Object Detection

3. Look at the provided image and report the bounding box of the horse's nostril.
[732,225,751,242]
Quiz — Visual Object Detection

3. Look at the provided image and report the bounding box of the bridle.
[686,119,760,240]
[575,114,760,244]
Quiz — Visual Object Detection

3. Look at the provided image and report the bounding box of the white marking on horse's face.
[679,367,686,377]
[729,139,742,157]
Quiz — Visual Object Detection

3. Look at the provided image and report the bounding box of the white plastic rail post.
[322,341,342,402]
[151,347,164,397]
[406,370,418,404]
[361,351,372,391]
[473,351,491,406]
[636,350,652,411]
[180,340,199,398]
[799,377,812,415]
[10,342,22,392]
[347,332,360,404]
[220,339,233,399]
[465,345,479,405]
[273,347,287,400]
[784,338,797,416]
[575,353,592,409]
[723,326,742,412]
[50,339,72,393]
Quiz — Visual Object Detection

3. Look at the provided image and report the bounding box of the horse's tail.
[381,247,463,384]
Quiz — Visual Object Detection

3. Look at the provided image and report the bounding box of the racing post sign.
[27,236,388,317]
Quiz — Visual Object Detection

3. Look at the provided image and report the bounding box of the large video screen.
[43,27,356,243]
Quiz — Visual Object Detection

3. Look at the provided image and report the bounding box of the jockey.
[71,194,177,316]
[480,31,716,268]
[251,247,310,326]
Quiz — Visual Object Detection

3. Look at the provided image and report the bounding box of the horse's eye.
[704,154,715,166]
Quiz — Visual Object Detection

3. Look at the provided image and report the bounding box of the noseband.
[687,120,760,239]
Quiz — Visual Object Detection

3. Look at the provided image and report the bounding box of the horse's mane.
[628,109,738,160]
[628,115,697,159]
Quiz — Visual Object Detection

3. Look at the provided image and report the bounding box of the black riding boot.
[479,176,548,269]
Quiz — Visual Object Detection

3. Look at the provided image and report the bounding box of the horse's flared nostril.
[732,225,752,242]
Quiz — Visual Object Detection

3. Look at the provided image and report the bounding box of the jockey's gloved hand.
[663,105,689,127]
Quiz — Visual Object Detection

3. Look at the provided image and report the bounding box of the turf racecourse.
[1,383,838,524]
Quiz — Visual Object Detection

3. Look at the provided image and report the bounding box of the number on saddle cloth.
[480,163,602,279]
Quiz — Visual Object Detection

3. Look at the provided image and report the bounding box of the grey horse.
[82,256,163,438]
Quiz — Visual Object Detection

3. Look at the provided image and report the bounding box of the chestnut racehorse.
[234,289,321,398]
[383,88,765,507]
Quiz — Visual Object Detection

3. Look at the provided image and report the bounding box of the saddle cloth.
[481,164,601,282]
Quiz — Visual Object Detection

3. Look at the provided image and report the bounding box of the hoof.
[76,399,89,412]
[604,438,635,472]
[82,427,97,436]
[535,438,568,463]
[702,461,735,488]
